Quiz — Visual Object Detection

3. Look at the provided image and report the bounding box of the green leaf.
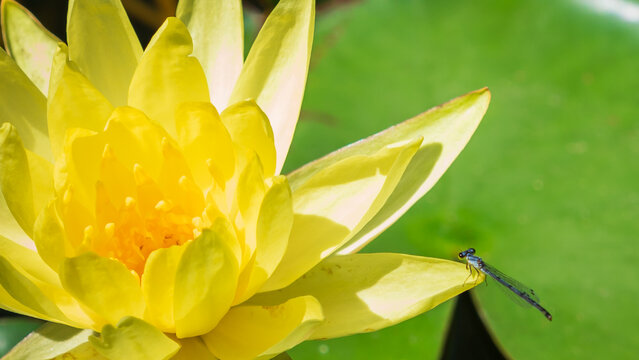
[2,321,92,359]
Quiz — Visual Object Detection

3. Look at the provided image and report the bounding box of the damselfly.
[458,248,552,321]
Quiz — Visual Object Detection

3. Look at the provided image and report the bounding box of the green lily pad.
[0,316,43,356]
[287,0,639,358]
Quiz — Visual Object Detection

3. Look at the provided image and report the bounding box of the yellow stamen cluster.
[80,140,208,275]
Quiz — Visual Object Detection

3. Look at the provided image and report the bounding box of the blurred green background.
[2,0,638,359]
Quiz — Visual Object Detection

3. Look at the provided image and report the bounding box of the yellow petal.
[252,253,483,340]
[99,144,136,209]
[26,149,54,217]
[128,17,209,137]
[174,228,239,338]
[0,234,58,286]
[289,89,491,254]
[48,43,113,159]
[0,252,97,329]
[0,189,31,247]
[2,322,94,360]
[234,176,292,304]
[33,201,68,272]
[229,0,315,174]
[172,337,218,360]
[0,123,37,237]
[221,100,276,177]
[60,252,144,327]
[0,237,93,326]
[89,317,180,360]
[59,128,104,218]
[66,0,142,106]
[0,257,89,328]
[0,124,54,244]
[176,0,243,110]
[0,281,43,319]
[103,106,169,181]
[202,295,323,360]
[175,102,235,189]
[158,140,204,216]
[263,138,421,291]
[1,0,59,95]
[0,49,50,160]
[141,245,186,332]
[235,152,265,262]
[0,256,69,323]
[58,106,167,226]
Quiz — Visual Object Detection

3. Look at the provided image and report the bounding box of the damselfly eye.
[468,248,475,254]
[458,252,465,258]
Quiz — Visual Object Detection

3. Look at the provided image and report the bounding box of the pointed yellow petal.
[174,228,239,338]
[0,282,43,319]
[255,176,293,276]
[158,140,204,215]
[0,246,94,328]
[48,43,113,159]
[202,295,323,360]
[59,128,104,218]
[263,138,421,291]
[235,152,265,261]
[99,144,136,208]
[0,49,50,160]
[252,254,483,340]
[0,237,93,327]
[177,0,243,110]
[234,176,292,304]
[89,317,180,360]
[340,90,490,253]
[0,256,69,323]
[0,123,38,237]
[66,0,142,106]
[1,0,59,95]
[229,0,315,174]
[0,234,58,286]
[0,193,31,248]
[60,252,144,327]
[128,17,209,137]
[289,89,491,254]
[221,100,276,177]
[33,201,68,272]
[103,106,169,181]
[2,322,94,360]
[26,149,54,217]
[0,124,54,245]
[141,245,186,332]
[175,102,235,189]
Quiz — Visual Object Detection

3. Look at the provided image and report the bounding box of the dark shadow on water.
[441,291,506,360]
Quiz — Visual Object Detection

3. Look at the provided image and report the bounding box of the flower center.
[89,197,199,276]
[81,142,207,276]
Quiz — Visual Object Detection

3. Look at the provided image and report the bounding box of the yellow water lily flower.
[0,0,490,359]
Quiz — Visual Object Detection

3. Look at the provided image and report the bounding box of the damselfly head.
[458,248,476,258]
